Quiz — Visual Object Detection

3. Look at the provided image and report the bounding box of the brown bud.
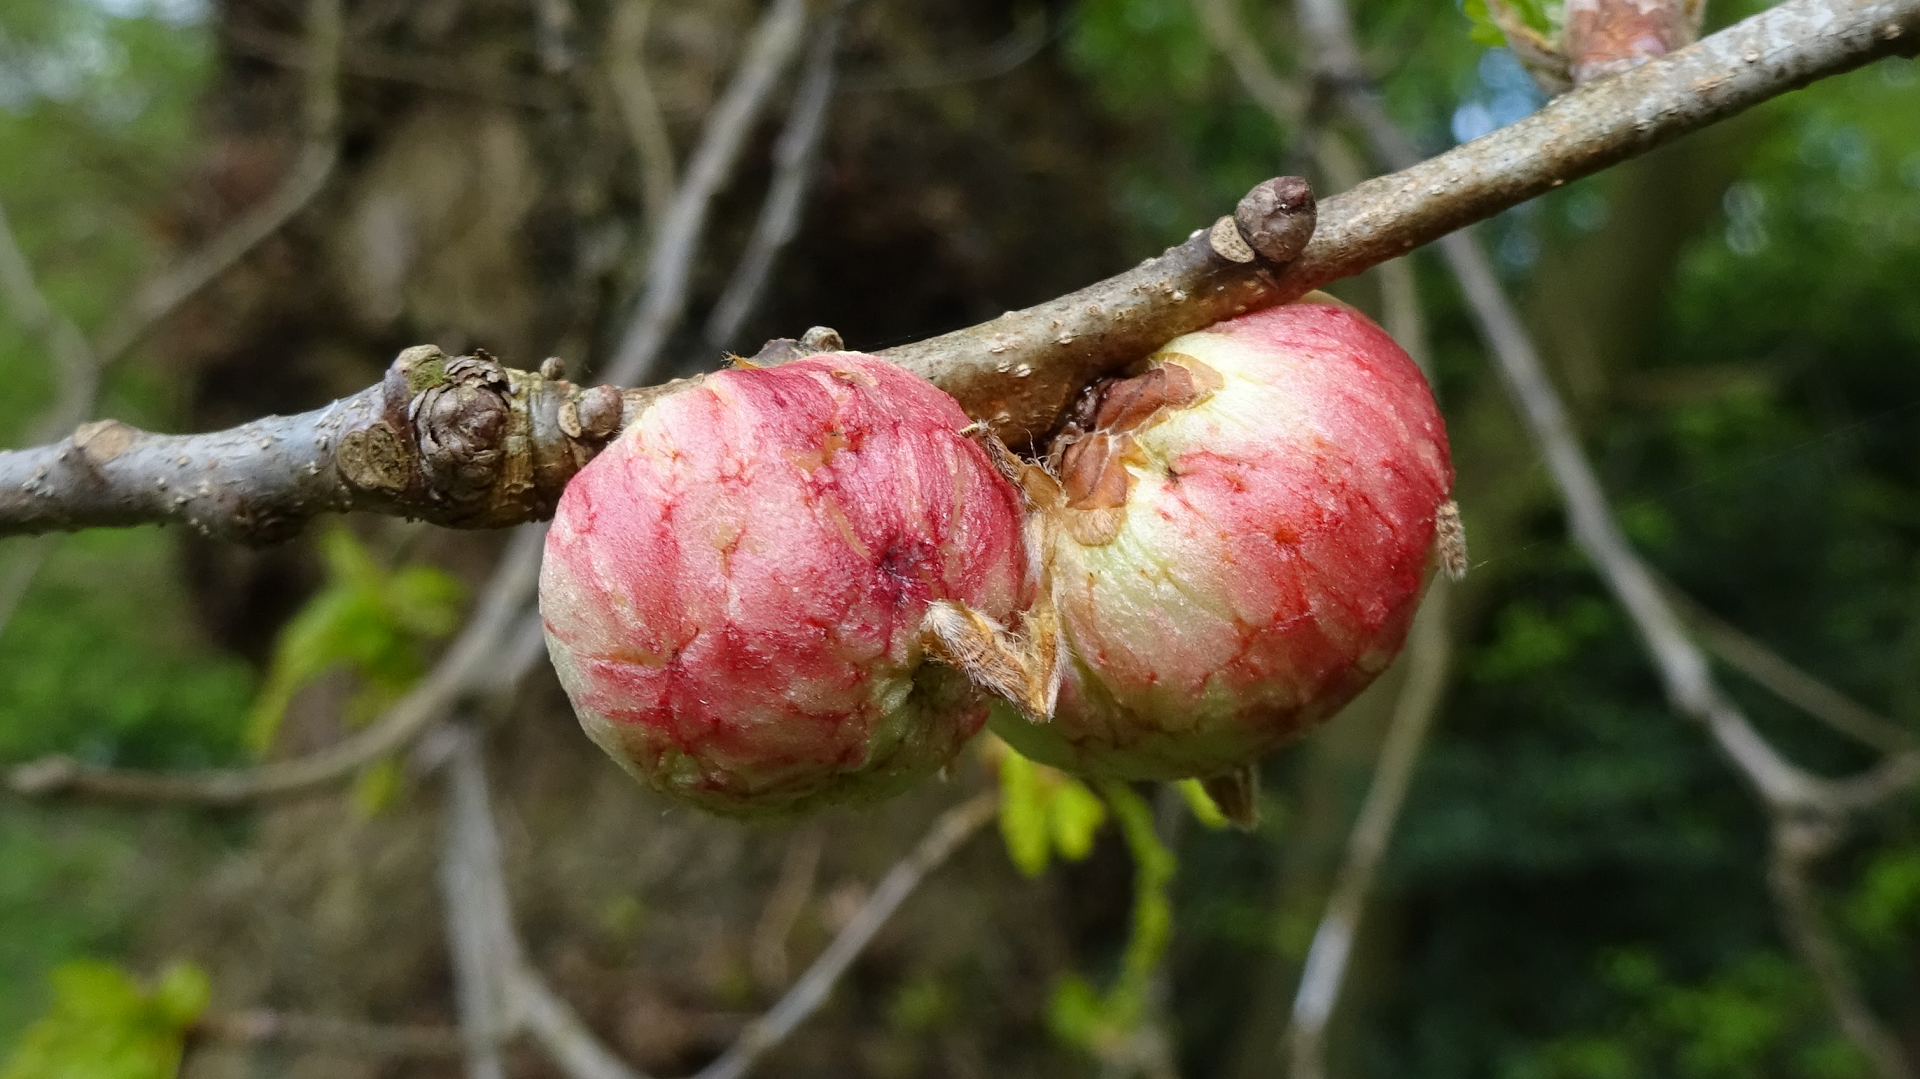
[1234,176,1317,264]
[413,356,511,505]
[574,385,625,440]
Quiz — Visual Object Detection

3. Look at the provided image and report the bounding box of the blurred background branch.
[5,0,1920,1076]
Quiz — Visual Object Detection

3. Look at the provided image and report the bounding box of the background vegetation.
[3,0,1919,1075]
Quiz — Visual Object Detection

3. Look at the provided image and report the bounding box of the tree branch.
[703,0,853,353]
[0,0,1910,537]
[191,1009,464,1058]
[606,0,678,238]
[884,0,1920,441]
[751,823,826,991]
[1663,584,1919,755]
[1769,816,1915,1079]
[690,792,999,1079]
[6,0,831,806]
[1287,587,1452,1079]
[0,0,343,648]
[602,0,811,387]
[442,719,995,1079]
[6,524,544,803]
[1290,0,1920,1069]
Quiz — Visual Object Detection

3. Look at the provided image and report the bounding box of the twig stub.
[1234,175,1318,265]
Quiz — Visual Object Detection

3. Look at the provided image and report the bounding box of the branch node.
[560,384,625,442]
[414,355,513,506]
[6,754,79,796]
[72,420,134,468]
[799,325,844,352]
[747,325,848,367]
[1233,175,1318,264]
[1209,216,1258,264]
[336,421,411,494]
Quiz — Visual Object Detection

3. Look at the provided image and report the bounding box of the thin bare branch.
[512,972,650,1079]
[7,525,545,803]
[1295,0,1859,813]
[1291,0,1919,1069]
[839,7,1053,94]
[0,535,51,635]
[441,727,524,1079]
[97,0,344,365]
[607,0,678,236]
[192,1010,464,1058]
[1770,817,1915,1079]
[751,823,826,991]
[6,0,840,814]
[1288,584,1452,1079]
[887,0,1920,439]
[0,0,1912,537]
[602,0,811,387]
[533,0,581,75]
[1663,585,1920,755]
[0,199,99,445]
[1192,0,1304,126]
[703,1,853,353]
[691,792,999,1079]
[442,723,653,1079]
[0,0,342,646]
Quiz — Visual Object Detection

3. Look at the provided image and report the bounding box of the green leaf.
[1459,0,1560,48]
[1045,780,1179,1057]
[245,529,464,752]
[1045,974,1104,1048]
[148,965,208,1029]
[1174,778,1231,829]
[997,750,1053,877]
[2,961,207,1079]
[350,756,405,818]
[1048,776,1109,862]
[993,740,1110,876]
[1461,0,1509,47]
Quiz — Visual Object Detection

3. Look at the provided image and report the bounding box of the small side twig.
[97,0,344,364]
[606,0,678,236]
[602,0,811,387]
[191,1010,464,1058]
[1664,584,1919,755]
[751,824,827,991]
[690,792,999,1079]
[7,524,545,804]
[1769,816,1913,1079]
[512,973,650,1079]
[703,0,854,353]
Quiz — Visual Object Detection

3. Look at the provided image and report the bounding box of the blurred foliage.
[245,528,463,753]
[1515,951,1860,1079]
[993,738,1226,1061]
[0,962,206,1079]
[1066,1,1920,1077]
[994,732,1110,877]
[0,0,233,1049]
[1048,780,1177,1060]
[2,0,1920,1073]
